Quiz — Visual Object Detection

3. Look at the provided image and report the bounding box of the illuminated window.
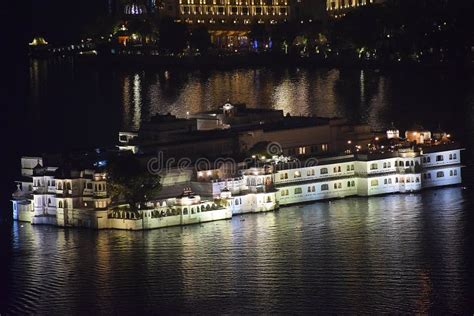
[321,144,328,152]
[294,171,301,178]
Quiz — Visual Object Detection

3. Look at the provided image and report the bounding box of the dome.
[29,37,48,46]
[124,3,147,15]
[12,184,24,199]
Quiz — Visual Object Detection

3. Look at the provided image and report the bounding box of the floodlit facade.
[326,0,385,17]
[11,159,232,230]
[273,146,463,206]
[12,124,464,230]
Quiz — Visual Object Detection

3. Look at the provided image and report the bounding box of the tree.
[190,26,211,54]
[107,155,161,210]
[249,23,269,50]
[158,17,189,53]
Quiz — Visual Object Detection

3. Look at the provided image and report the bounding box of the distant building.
[326,0,385,18]
[158,0,327,48]
[118,102,375,161]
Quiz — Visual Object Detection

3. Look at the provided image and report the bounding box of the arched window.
[66,182,71,190]
[58,201,63,208]
[58,182,63,190]
[64,200,68,208]
[183,208,188,215]
[405,161,410,167]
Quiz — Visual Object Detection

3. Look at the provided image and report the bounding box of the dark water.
[1,59,474,313]
[2,189,474,314]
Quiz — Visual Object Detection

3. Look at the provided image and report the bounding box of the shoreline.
[14,184,465,231]
[72,54,472,72]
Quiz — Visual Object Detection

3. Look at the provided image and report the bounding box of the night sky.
[30,0,108,43]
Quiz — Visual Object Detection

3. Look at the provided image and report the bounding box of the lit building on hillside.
[326,0,385,17]
[163,0,290,48]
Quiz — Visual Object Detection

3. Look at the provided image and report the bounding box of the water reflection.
[115,67,410,133]
[4,188,472,314]
[26,60,473,144]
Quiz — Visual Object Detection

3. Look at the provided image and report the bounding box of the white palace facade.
[11,126,464,230]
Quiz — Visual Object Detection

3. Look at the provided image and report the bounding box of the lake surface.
[1,59,474,313]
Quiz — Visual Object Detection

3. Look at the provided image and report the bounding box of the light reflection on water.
[4,188,473,314]
[120,68,384,131]
[5,60,472,313]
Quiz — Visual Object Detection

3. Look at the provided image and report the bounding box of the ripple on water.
[2,187,473,314]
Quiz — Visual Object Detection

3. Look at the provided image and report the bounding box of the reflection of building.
[326,0,385,17]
